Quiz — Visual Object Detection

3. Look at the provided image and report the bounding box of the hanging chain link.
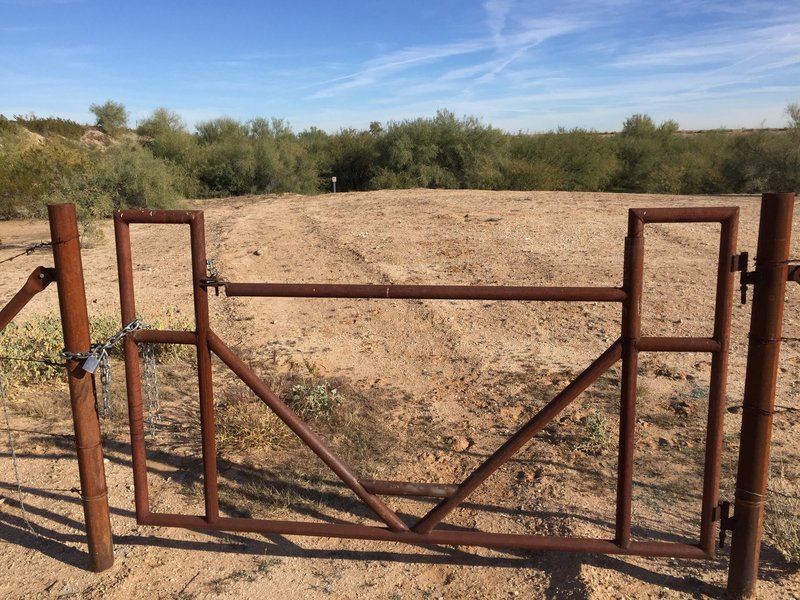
[0,374,39,537]
[141,342,160,437]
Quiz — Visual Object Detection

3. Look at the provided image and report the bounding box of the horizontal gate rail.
[112,205,740,562]
[223,282,627,302]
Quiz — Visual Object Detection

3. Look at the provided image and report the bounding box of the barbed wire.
[0,242,52,266]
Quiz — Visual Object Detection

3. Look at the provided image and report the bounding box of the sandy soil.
[0,190,799,599]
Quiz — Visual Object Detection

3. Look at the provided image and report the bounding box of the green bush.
[13,114,86,140]
[0,139,90,218]
[507,128,617,191]
[50,143,185,218]
[89,100,129,136]
[0,311,193,388]
[136,107,196,165]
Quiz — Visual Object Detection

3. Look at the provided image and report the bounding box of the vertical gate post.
[48,203,114,572]
[727,192,794,598]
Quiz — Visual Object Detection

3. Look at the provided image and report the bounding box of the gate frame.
[113,203,739,561]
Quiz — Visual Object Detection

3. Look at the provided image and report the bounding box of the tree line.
[1,101,798,222]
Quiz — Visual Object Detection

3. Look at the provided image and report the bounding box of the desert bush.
[89,100,129,136]
[0,114,16,134]
[0,139,91,219]
[373,110,507,190]
[507,128,617,191]
[324,128,380,191]
[136,107,196,165]
[612,115,685,192]
[249,118,321,194]
[0,310,193,388]
[51,143,186,215]
[13,114,85,140]
[192,117,255,195]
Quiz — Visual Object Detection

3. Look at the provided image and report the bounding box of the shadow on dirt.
[4,430,798,600]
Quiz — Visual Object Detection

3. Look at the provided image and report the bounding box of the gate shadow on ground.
[3,423,798,598]
[7,456,796,599]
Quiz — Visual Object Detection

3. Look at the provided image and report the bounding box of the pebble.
[451,436,471,452]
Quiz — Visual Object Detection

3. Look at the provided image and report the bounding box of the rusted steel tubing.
[113,214,151,522]
[189,214,220,524]
[132,329,198,345]
[637,337,721,353]
[141,512,709,558]
[207,330,409,532]
[629,206,739,224]
[0,266,56,331]
[699,210,738,555]
[114,209,201,225]
[615,214,645,550]
[48,204,114,572]
[413,340,623,534]
[223,282,627,303]
[360,479,459,498]
[728,193,794,600]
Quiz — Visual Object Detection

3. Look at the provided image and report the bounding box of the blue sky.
[1,0,799,133]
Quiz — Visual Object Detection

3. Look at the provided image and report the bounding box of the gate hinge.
[716,501,736,549]
[734,253,800,305]
[200,278,226,296]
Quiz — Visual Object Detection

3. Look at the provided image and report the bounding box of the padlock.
[82,355,100,373]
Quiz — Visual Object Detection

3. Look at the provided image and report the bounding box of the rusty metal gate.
[113,205,738,559]
[1,194,795,599]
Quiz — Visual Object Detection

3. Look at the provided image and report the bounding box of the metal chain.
[60,319,144,363]
[206,258,220,278]
[98,349,112,416]
[60,319,144,417]
[141,342,160,437]
[0,374,39,537]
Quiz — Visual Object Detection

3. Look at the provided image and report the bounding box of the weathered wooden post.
[48,203,114,572]
[727,192,794,598]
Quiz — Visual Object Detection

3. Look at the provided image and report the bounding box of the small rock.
[450,436,471,452]
[253,248,263,256]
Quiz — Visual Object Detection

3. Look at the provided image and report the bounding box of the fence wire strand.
[0,375,39,537]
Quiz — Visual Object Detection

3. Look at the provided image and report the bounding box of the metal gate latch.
[716,501,735,549]
[734,252,753,305]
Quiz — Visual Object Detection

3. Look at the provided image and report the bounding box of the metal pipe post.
[48,204,114,572]
[615,211,644,549]
[727,192,795,599]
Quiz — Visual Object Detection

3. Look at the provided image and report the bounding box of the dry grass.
[765,468,800,565]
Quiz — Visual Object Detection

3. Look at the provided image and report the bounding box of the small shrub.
[575,410,610,455]
[290,382,342,420]
[0,314,64,386]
